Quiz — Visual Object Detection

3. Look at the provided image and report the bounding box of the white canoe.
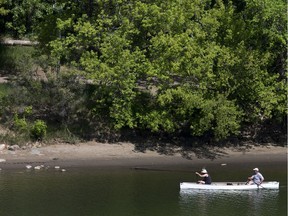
[180,181,279,190]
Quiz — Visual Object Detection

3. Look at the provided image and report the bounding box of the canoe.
[180,181,279,190]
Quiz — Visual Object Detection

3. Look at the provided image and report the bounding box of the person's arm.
[259,174,264,184]
[247,175,254,184]
[195,172,207,178]
[196,172,204,177]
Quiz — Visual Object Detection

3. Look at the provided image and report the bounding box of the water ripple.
[179,189,281,216]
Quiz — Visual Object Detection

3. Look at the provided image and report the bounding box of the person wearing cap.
[195,169,212,184]
[247,168,264,185]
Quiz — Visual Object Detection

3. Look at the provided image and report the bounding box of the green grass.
[0,45,35,74]
[0,83,11,96]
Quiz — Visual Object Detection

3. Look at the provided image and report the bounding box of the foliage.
[30,119,47,140]
[0,45,34,74]
[13,113,28,132]
[0,0,9,15]
[12,105,34,134]
[0,83,10,99]
[3,0,53,38]
[44,0,286,140]
[0,0,286,142]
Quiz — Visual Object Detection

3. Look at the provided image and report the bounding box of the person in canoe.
[195,169,212,184]
[247,168,264,185]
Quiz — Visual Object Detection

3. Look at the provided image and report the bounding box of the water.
[179,189,283,216]
[0,164,286,216]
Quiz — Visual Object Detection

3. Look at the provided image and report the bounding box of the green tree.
[0,0,9,32]
[0,0,9,15]
[215,0,287,124]
[5,0,52,38]
[38,0,286,140]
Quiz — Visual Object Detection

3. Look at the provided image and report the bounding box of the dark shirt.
[203,175,212,184]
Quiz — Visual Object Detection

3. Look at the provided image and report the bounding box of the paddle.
[257,183,265,189]
[195,172,200,183]
[245,178,250,185]
[245,179,265,188]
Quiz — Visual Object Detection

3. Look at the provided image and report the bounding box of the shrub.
[13,114,28,132]
[0,45,34,75]
[30,120,47,141]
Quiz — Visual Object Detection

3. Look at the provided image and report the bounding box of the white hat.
[253,168,259,172]
[201,169,208,174]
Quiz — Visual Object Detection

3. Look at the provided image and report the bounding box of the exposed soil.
[0,141,286,171]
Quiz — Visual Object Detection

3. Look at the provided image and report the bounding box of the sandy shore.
[0,142,286,171]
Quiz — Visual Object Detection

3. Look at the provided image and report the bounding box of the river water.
[0,163,286,216]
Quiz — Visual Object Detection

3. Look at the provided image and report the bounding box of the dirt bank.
[0,142,286,171]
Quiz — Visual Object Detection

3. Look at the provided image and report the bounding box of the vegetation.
[0,0,286,146]
[0,45,35,74]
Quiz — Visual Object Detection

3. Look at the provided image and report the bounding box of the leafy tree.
[4,0,52,38]
[215,0,287,124]
[0,0,9,32]
[4,0,285,141]
[0,0,9,15]
[46,0,245,139]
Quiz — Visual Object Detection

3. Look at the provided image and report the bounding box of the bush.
[30,120,47,141]
[0,45,34,75]
[13,114,28,132]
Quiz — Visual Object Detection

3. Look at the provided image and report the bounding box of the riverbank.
[0,141,286,171]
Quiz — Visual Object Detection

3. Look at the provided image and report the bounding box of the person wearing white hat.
[247,168,264,185]
[195,168,212,184]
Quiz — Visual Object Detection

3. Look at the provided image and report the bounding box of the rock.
[26,165,32,169]
[30,149,42,155]
[55,166,60,169]
[34,166,42,170]
[0,159,6,163]
[0,144,6,151]
[8,145,20,151]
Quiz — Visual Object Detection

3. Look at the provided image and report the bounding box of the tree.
[0,0,9,32]
[215,0,287,124]
[0,0,9,15]
[36,0,286,140]
[4,0,52,38]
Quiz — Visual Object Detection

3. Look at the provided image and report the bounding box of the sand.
[0,141,286,171]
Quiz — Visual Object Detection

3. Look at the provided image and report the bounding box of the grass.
[0,83,11,96]
[0,45,35,74]
[45,125,81,144]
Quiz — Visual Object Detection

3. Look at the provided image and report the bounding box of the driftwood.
[0,39,38,46]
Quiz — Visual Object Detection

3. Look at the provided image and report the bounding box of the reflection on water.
[0,167,286,216]
[179,189,280,216]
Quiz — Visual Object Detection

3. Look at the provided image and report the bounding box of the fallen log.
[0,39,39,46]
